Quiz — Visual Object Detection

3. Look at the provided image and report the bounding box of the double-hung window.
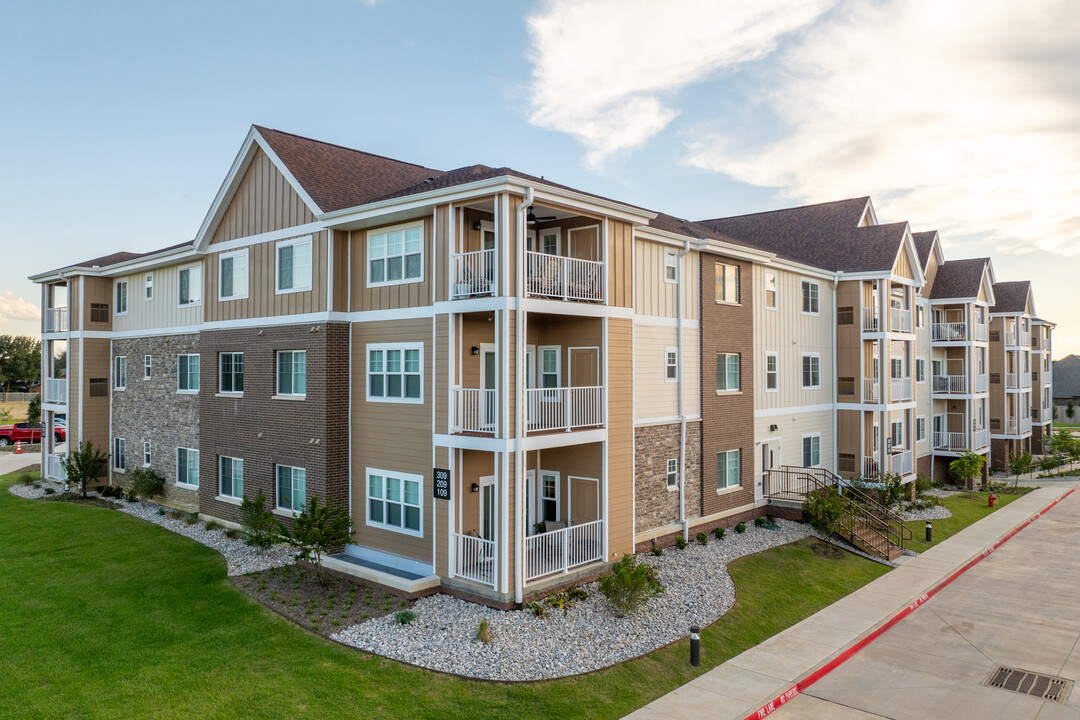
[114,356,127,390]
[717,449,740,490]
[143,354,152,380]
[144,273,153,300]
[915,357,926,383]
[764,271,777,309]
[917,416,927,442]
[802,354,820,389]
[367,344,421,402]
[664,250,677,283]
[540,347,560,391]
[715,263,740,303]
[220,352,244,394]
[115,281,128,315]
[765,353,778,391]
[716,353,740,392]
[802,435,821,467]
[801,280,819,314]
[665,348,678,381]
[143,441,151,467]
[666,459,679,488]
[219,249,249,300]
[277,237,312,293]
[113,437,126,472]
[178,265,202,306]
[891,421,904,450]
[219,456,244,499]
[367,469,422,535]
[177,354,200,392]
[177,447,199,487]
[276,465,305,512]
[368,223,423,287]
[277,350,306,397]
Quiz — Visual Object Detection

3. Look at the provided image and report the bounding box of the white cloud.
[525,0,833,168]
[0,291,40,324]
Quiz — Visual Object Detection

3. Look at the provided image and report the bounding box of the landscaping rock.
[899,505,952,521]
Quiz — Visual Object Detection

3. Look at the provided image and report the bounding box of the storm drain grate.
[985,665,1073,703]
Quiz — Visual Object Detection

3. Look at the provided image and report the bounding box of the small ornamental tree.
[1007,451,1032,488]
[285,496,354,585]
[1067,400,1075,421]
[240,491,280,553]
[597,555,664,616]
[804,486,849,536]
[950,450,987,490]
[60,441,109,498]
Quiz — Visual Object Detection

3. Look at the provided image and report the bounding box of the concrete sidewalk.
[0,451,41,476]
[625,485,1077,720]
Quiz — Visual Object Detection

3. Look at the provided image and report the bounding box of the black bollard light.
[690,626,701,667]
[925,520,932,543]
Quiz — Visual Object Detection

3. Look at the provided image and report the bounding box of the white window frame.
[366,343,423,404]
[764,271,777,309]
[366,221,424,289]
[115,281,128,316]
[539,345,561,394]
[113,437,126,472]
[177,264,202,307]
[890,421,904,451]
[144,273,153,301]
[665,347,678,382]
[276,464,306,513]
[666,458,679,489]
[765,352,778,392]
[717,449,740,490]
[275,235,313,294]
[916,304,925,328]
[114,356,127,390]
[916,356,926,384]
[219,456,244,500]
[219,352,244,395]
[917,416,927,442]
[218,248,249,301]
[715,262,740,304]
[664,249,677,284]
[539,228,561,256]
[274,349,308,399]
[143,354,151,380]
[802,433,821,468]
[365,467,423,537]
[716,352,740,392]
[143,441,151,467]
[801,353,821,389]
[801,279,820,315]
[176,447,199,489]
[177,354,200,393]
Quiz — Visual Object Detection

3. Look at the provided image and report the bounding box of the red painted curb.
[743,487,1077,720]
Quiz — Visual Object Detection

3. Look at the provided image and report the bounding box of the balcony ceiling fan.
[526,206,557,225]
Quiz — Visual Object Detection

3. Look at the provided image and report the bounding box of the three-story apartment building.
[988,281,1038,467]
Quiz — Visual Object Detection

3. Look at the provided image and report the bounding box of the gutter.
[514,186,533,605]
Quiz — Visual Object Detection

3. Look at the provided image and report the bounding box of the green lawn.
[903,491,1022,554]
[0,472,887,720]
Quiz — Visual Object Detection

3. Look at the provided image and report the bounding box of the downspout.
[514,186,533,605]
[832,274,839,480]
[677,240,693,539]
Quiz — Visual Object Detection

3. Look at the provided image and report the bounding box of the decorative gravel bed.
[332,519,813,681]
[898,505,952,521]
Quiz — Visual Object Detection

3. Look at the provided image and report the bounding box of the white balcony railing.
[974,324,987,341]
[451,249,496,298]
[44,377,67,405]
[46,453,67,482]
[1021,331,1031,347]
[526,387,604,433]
[933,431,967,451]
[862,455,881,478]
[451,388,497,434]
[861,307,880,332]
[1021,416,1032,434]
[975,374,988,392]
[932,375,967,394]
[1006,419,1018,435]
[1006,373,1018,389]
[974,428,989,449]
[1021,372,1031,388]
[524,519,604,582]
[890,449,914,477]
[453,532,496,587]
[890,308,913,333]
[863,379,880,403]
[932,322,967,342]
[890,377,913,402]
[44,307,68,333]
[525,252,605,303]
[1005,330,1018,347]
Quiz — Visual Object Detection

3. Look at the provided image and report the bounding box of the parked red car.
[0,422,62,446]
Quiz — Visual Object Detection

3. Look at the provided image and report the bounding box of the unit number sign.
[433,468,451,500]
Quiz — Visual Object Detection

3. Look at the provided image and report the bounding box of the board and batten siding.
[755,409,834,483]
[633,239,699,319]
[112,267,203,332]
[210,147,316,245]
[633,322,700,421]
[204,231,328,322]
[753,265,834,409]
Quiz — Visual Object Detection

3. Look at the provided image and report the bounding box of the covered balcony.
[43,339,67,406]
[43,282,68,333]
[933,431,967,452]
[890,307,913,333]
[44,307,68,333]
[861,306,880,332]
[933,374,967,394]
[44,377,67,405]
[889,449,913,477]
[890,376,912,402]
[932,321,967,342]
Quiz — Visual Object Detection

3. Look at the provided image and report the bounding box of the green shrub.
[476,619,491,643]
[712,527,726,540]
[650,545,664,556]
[1039,455,1063,472]
[735,522,747,533]
[754,516,766,527]
[597,555,664,617]
[241,491,281,552]
[915,473,932,493]
[204,520,220,532]
[674,536,687,549]
[16,473,36,486]
[128,467,166,500]
[394,610,417,625]
[60,441,109,498]
[695,531,708,545]
[523,601,547,618]
[124,491,139,503]
[566,586,588,602]
[803,487,848,536]
[224,528,242,540]
[157,507,166,516]
[43,487,56,495]
[183,513,198,525]
[284,497,354,586]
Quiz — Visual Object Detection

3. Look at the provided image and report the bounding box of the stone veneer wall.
[634,421,702,532]
[110,334,201,511]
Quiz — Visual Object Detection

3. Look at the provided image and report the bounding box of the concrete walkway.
[626,485,1079,720]
[0,451,40,476]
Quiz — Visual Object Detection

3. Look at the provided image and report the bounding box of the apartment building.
[1031,319,1055,453]
[987,281,1038,466]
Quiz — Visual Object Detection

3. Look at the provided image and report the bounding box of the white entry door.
[479,475,496,542]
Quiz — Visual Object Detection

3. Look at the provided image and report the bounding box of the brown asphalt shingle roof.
[991,280,1032,314]
[47,241,192,276]
[928,258,990,300]
[913,231,937,269]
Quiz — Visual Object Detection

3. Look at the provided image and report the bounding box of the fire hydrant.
[988,493,997,508]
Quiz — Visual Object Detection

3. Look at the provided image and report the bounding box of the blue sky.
[2,0,1078,357]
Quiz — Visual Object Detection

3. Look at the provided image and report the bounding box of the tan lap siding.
[82,338,111,454]
[210,146,316,245]
[633,322,700,420]
[607,317,634,558]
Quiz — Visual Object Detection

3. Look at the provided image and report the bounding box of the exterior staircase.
[764,465,910,561]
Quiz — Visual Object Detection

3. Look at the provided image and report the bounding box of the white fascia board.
[634,226,774,264]
[527,185,655,224]
[252,131,323,216]
[775,258,836,281]
[929,297,979,305]
[29,245,197,282]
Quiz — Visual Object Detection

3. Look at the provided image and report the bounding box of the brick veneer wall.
[198,322,349,527]
[110,334,200,511]
[700,253,756,516]
[634,421,702,531]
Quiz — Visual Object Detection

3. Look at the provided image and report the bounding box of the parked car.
[0,422,43,446]
[52,423,66,442]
